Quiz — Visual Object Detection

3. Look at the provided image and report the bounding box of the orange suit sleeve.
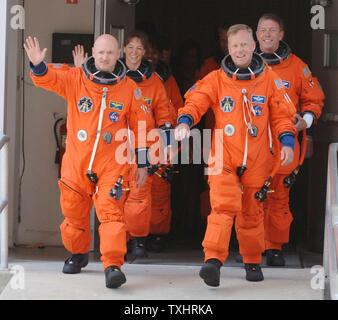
[164,75,184,113]
[267,70,297,140]
[178,72,217,127]
[151,76,176,128]
[30,63,76,99]
[297,61,325,120]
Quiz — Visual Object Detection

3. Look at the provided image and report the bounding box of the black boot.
[129,237,148,258]
[199,259,222,287]
[147,234,165,253]
[266,249,285,266]
[105,265,126,289]
[244,263,264,281]
[62,253,88,274]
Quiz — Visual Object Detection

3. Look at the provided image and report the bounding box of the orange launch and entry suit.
[30,58,154,270]
[177,53,296,264]
[256,41,325,251]
[123,59,175,238]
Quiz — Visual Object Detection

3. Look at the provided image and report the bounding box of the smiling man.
[174,24,296,286]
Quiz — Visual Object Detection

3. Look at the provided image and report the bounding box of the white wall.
[15,0,95,246]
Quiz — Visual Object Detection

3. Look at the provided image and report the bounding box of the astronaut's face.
[256,19,284,54]
[92,35,121,72]
[124,37,146,70]
[228,30,256,69]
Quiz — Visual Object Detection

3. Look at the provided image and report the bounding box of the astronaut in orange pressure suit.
[121,32,176,258]
[255,14,325,266]
[175,24,296,286]
[24,35,154,289]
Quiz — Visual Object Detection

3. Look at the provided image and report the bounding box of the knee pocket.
[58,179,91,220]
[60,221,91,253]
[202,214,232,252]
[267,210,293,231]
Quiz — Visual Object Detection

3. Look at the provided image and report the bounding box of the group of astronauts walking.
[23,12,324,289]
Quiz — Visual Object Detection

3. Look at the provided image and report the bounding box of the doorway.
[134,0,314,254]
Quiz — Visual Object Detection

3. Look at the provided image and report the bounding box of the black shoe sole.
[245,271,264,282]
[106,272,127,289]
[199,265,220,287]
[62,261,88,274]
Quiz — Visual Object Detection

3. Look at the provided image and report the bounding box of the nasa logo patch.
[253,105,262,116]
[109,111,120,123]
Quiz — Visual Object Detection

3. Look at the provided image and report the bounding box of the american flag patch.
[303,66,311,78]
[135,88,142,100]
[275,79,284,90]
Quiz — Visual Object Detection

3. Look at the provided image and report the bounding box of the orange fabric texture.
[124,165,152,237]
[164,75,184,120]
[150,173,172,235]
[137,72,175,128]
[31,66,154,269]
[264,173,293,250]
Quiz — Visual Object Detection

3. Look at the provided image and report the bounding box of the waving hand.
[23,36,47,66]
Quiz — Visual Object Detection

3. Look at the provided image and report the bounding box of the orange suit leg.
[150,174,172,235]
[124,166,152,237]
[264,173,293,250]
[58,178,93,255]
[237,187,265,264]
[202,170,241,264]
[93,184,128,270]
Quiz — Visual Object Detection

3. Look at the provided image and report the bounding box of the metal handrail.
[0,134,9,270]
[324,143,338,300]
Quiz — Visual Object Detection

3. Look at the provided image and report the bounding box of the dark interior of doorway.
[134,0,314,254]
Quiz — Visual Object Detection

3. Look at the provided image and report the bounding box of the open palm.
[23,36,47,66]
